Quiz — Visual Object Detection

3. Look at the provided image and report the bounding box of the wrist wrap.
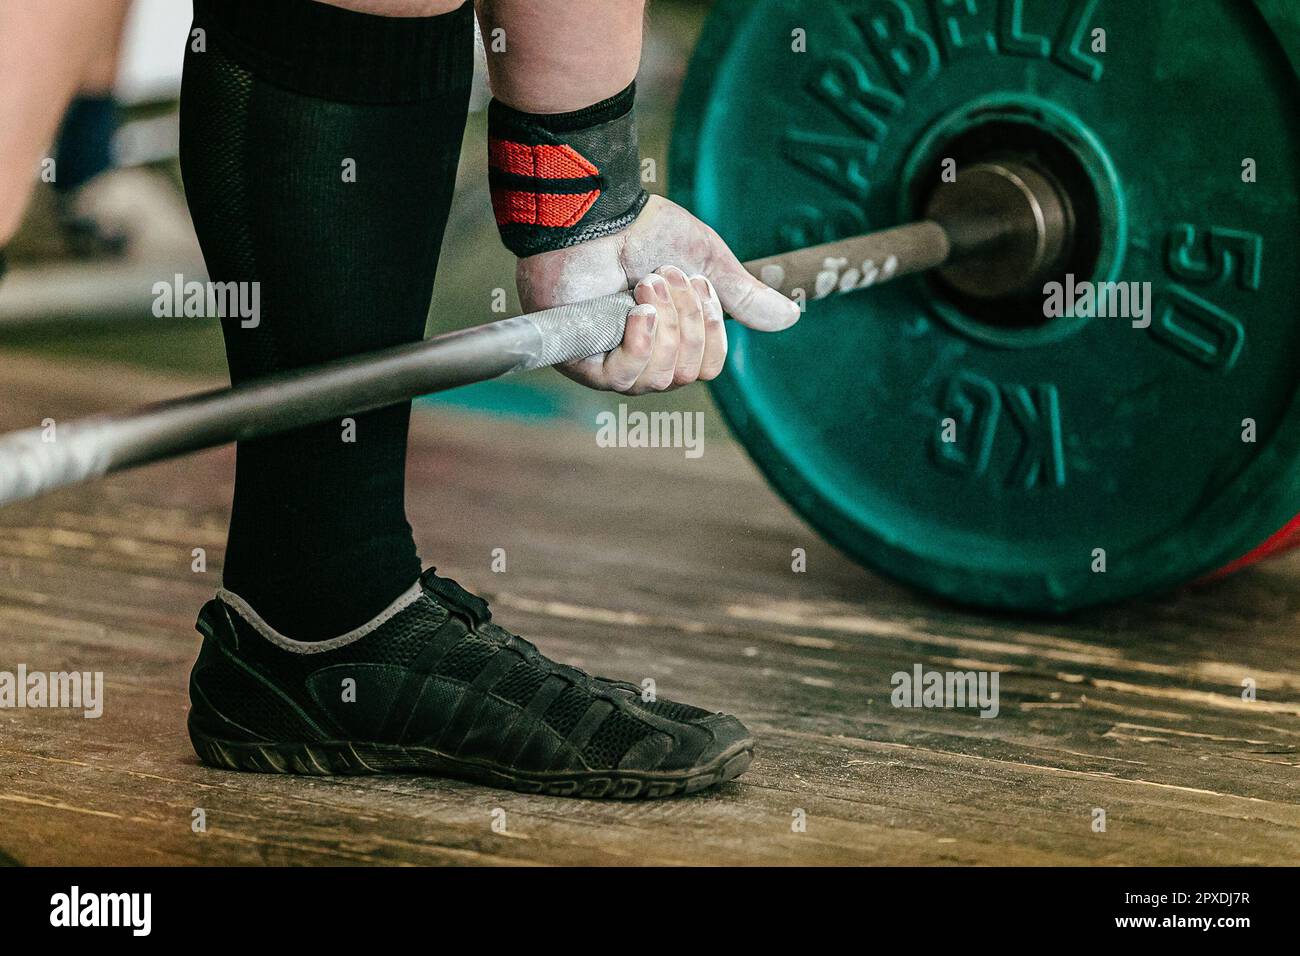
[488,82,648,258]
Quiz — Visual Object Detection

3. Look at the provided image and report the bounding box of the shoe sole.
[189,718,754,799]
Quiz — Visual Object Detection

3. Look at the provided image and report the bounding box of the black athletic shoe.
[187,568,754,798]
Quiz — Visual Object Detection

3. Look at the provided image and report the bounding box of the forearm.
[474,0,644,112]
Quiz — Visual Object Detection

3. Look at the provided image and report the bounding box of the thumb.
[705,246,802,332]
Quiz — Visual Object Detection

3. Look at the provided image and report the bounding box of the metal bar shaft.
[0,221,955,507]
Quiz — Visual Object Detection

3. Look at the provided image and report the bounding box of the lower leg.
[179,0,473,639]
[0,0,131,244]
[54,0,132,207]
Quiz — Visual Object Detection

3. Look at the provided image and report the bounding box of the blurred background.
[0,0,718,426]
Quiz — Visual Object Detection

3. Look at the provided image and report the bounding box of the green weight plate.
[670,0,1300,612]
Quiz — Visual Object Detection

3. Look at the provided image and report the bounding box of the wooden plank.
[0,354,1297,865]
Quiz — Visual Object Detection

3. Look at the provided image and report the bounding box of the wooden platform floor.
[1,354,1297,866]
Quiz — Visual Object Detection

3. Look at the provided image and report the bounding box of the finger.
[601,303,657,393]
[630,274,679,394]
[660,266,706,386]
[703,232,801,332]
[694,275,728,381]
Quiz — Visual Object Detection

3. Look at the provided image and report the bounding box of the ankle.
[220,558,421,641]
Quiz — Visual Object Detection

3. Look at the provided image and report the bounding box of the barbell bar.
[0,160,1068,508]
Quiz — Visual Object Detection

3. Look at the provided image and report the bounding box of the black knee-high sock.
[179,0,473,639]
